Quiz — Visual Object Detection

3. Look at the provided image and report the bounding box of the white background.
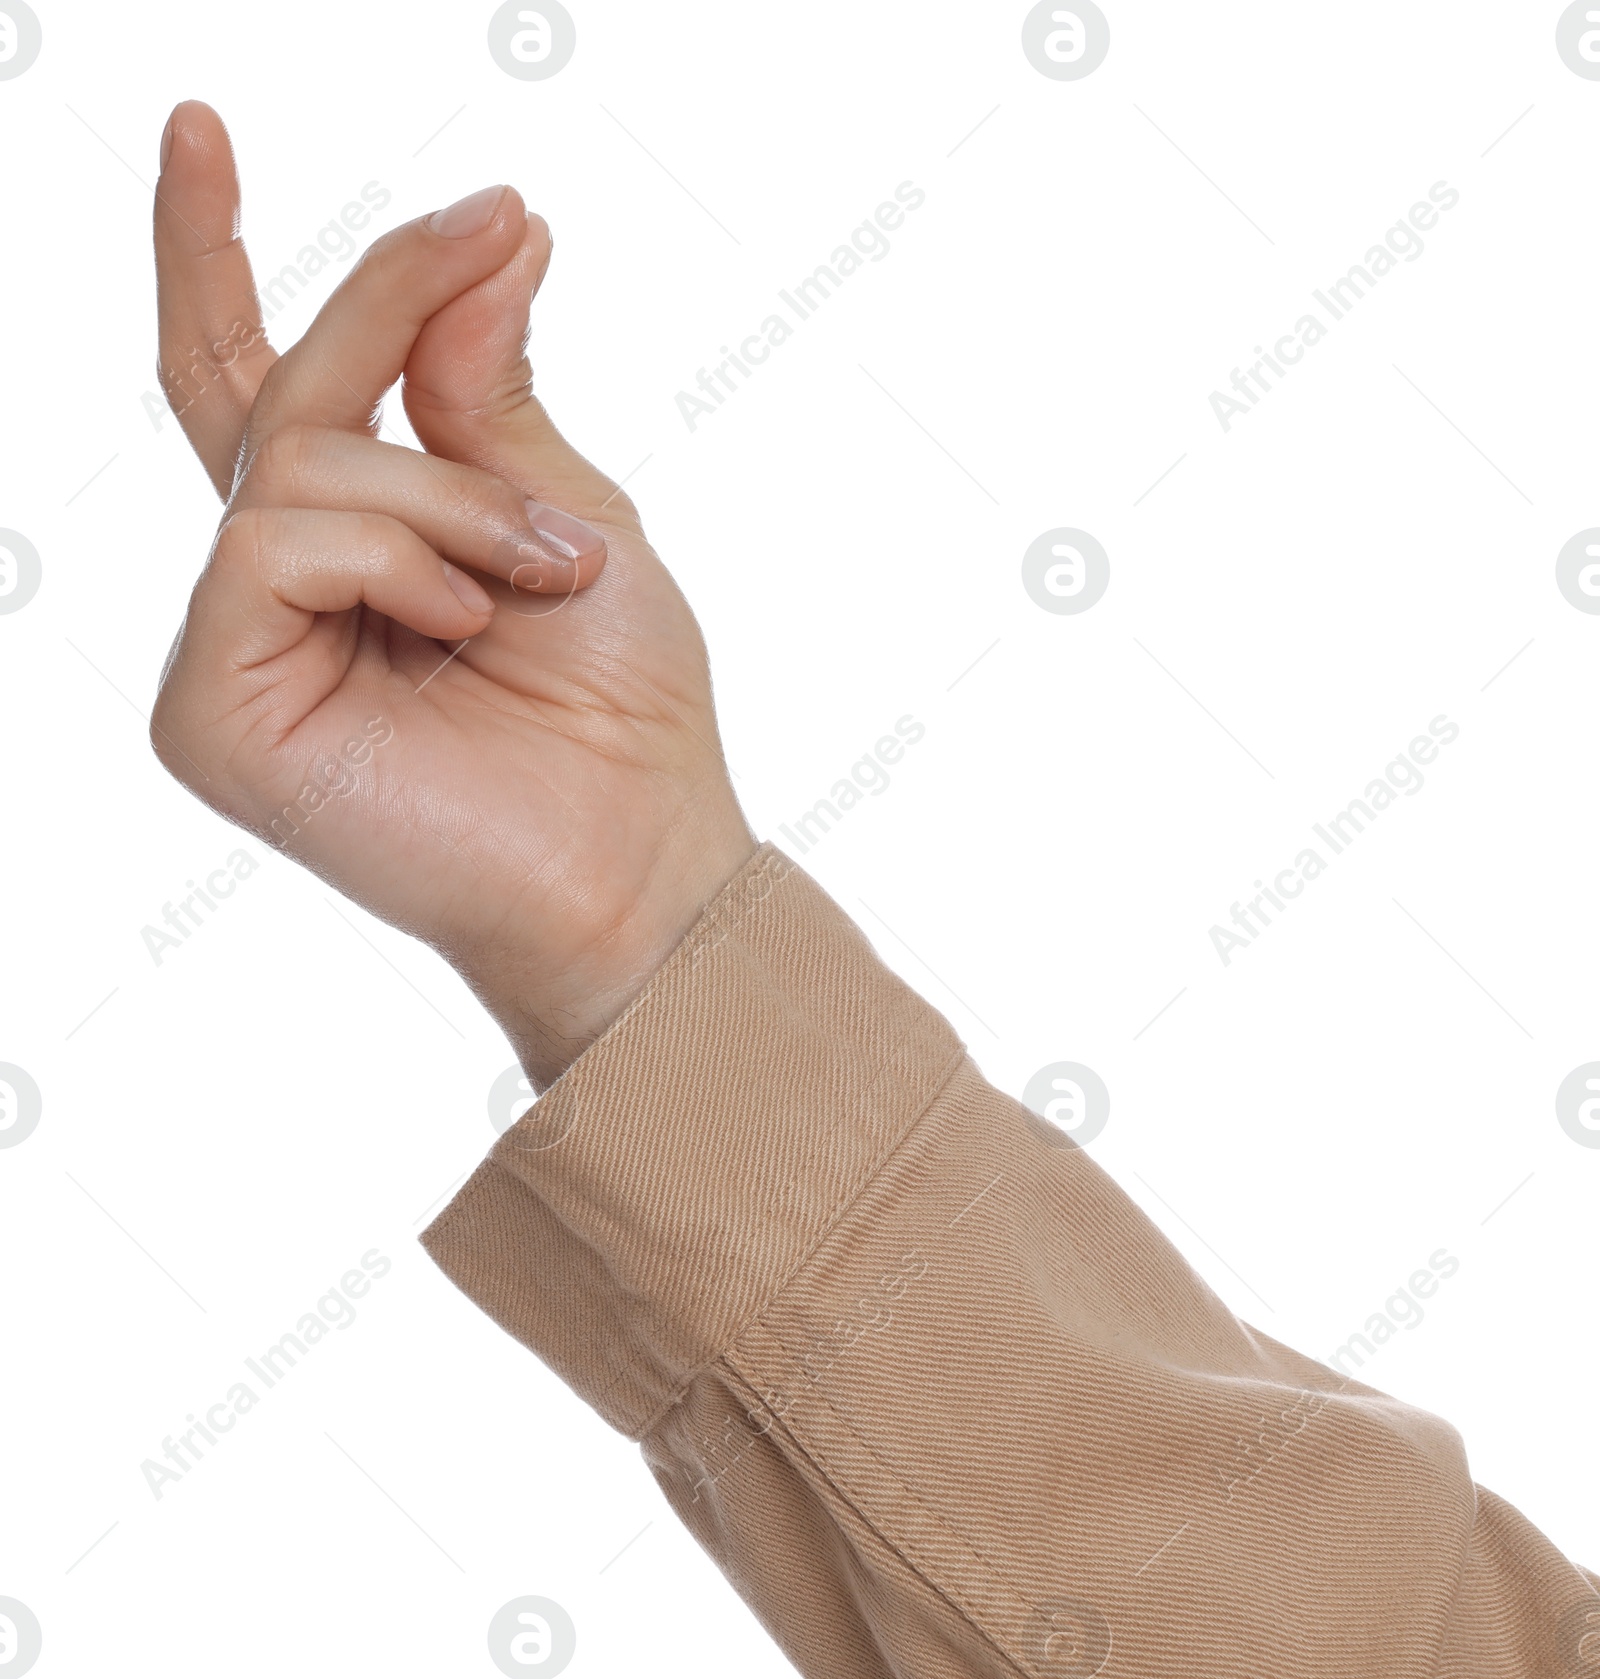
[1,2,1597,1674]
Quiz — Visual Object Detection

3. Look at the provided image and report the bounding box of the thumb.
[400,213,642,535]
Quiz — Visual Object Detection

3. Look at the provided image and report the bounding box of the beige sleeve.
[421,843,1599,1679]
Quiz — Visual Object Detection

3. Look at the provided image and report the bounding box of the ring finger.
[231,424,608,593]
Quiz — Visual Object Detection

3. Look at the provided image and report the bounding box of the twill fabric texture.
[422,843,1599,1679]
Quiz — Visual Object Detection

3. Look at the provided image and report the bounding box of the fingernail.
[529,213,555,290]
[524,499,605,562]
[427,184,508,239]
[160,114,175,172]
[442,561,495,615]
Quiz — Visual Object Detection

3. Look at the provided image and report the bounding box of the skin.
[150,101,756,1089]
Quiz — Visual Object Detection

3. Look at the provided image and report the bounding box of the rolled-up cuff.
[419,842,965,1439]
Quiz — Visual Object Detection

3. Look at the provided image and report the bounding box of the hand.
[149,102,755,1087]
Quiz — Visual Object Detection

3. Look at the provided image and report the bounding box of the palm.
[244,523,720,982]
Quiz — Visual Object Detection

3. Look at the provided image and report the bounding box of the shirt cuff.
[419,842,966,1439]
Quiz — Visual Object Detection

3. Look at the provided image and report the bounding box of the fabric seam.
[713,1353,1039,1679]
[627,1039,969,1440]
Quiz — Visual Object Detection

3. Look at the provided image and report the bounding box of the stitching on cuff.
[710,1353,1039,1679]
[630,1040,969,1441]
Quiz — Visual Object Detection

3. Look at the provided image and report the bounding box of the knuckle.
[351,510,402,556]
[147,695,192,785]
[408,449,510,530]
[604,484,640,523]
[212,505,278,573]
[146,704,171,766]
[252,350,293,406]
[247,422,322,496]
[478,472,529,532]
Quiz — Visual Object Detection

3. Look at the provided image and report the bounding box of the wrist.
[465,810,760,1091]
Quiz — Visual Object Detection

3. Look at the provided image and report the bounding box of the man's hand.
[150,101,755,1087]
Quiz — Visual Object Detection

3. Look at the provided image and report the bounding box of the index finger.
[238,184,529,467]
[154,101,279,498]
